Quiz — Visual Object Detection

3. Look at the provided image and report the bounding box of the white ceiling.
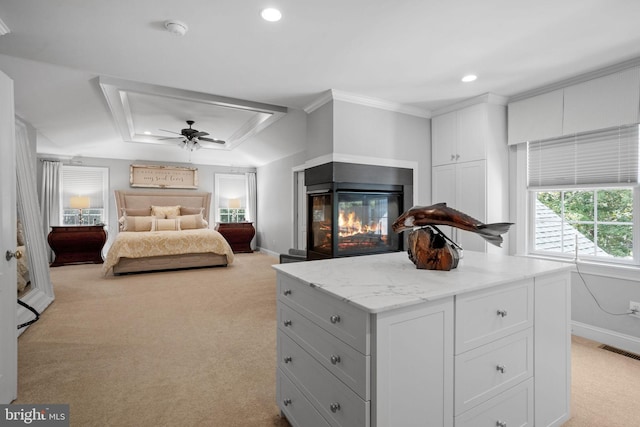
[0,0,639,167]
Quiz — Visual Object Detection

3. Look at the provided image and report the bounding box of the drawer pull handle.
[496,309,508,317]
[330,355,341,365]
[283,320,292,327]
[330,402,341,413]
[283,356,292,364]
[283,289,292,296]
[496,364,506,373]
[496,421,507,427]
[330,315,341,324]
[283,398,292,407]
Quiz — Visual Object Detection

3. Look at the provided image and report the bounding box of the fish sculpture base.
[407,226,460,271]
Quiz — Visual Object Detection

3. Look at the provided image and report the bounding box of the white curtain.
[246,172,257,250]
[41,160,61,262]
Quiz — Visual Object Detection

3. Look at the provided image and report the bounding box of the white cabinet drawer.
[454,329,533,415]
[278,370,331,427]
[278,274,370,354]
[455,279,533,354]
[278,301,370,400]
[455,378,534,427]
[279,332,370,427]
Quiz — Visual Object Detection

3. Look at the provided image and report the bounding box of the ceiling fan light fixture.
[164,20,188,36]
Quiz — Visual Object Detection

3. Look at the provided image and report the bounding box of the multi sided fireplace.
[305,162,413,260]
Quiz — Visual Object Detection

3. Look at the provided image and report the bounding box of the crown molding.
[303,90,333,114]
[432,93,508,116]
[304,89,431,118]
[508,56,640,103]
[0,18,10,36]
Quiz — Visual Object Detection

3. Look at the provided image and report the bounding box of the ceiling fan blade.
[191,131,209,138]
[157,136,184,140]
[159,128,182,135]
[198,137,226,144]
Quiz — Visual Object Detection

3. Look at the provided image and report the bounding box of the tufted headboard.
[114,189,212,226]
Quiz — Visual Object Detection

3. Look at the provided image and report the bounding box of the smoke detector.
[164,20,188,36]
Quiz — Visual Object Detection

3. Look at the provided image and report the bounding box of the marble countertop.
[273,251,573,313]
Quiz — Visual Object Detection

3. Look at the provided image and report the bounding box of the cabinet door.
[456,104,487,163]
[456,161,486,252]
[374,298,454,427]
[432,164,457,242]
[432,111,457,166]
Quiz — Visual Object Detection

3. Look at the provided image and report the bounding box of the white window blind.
[61,165,108,208]
[528,124,639,187]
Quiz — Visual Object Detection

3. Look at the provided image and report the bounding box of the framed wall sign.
[130,164,198,189]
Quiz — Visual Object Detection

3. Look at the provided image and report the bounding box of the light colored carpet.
[15,253,639,426]
[564,335,640,427]
[15,253,290,427]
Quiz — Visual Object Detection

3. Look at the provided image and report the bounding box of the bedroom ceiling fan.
[159,120,226,151]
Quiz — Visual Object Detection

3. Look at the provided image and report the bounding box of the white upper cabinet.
[507,90,563,145]
[563,67,640,134]
[508,66,640,144]
[432,103,488,166]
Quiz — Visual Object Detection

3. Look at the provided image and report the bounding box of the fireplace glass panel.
[308,191,401,258]
[310,193,332,256]
[337,192,400,256]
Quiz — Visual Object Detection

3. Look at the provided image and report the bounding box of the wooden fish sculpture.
[392,203,513,247]
[407,227,460,270]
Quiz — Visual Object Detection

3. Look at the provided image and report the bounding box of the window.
[532,189,634,261]
[526,124,639,265]
[215,173,249,223]
[61,165,109,226]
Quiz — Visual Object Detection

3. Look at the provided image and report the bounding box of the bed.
[103,189,234,275]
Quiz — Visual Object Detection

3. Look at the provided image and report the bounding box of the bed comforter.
[103,229,234,274]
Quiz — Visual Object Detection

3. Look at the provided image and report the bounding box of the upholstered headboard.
[114,189,212,224]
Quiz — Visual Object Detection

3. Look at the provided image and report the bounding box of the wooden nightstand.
[48,225,107,267]
[215,222,255,253]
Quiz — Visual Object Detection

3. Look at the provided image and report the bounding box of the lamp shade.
[229,198,242,209]
[70,196,90,209]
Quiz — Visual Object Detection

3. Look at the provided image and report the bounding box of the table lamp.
[70,196,90,225]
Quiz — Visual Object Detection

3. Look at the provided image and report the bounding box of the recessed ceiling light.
[143,131,151,135]
[164,20,188,36]
[261,8,282,22]
[462,74,477,83]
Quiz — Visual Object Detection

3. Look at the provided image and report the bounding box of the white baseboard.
[572,321,640,355]
[257,247,280,259]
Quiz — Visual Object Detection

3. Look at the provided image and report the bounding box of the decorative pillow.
[178,214,208,230]
[154,218,180,231]
[121,216,155,232]
[151,205,181,219]
[180,206,204,216]
[121,207,151,217]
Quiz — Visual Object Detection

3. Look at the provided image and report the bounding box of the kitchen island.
[273,251,573,427]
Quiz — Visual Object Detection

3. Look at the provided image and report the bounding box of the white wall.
[256,98,432,256]
[257,151,307,256]
[333,100,431,204]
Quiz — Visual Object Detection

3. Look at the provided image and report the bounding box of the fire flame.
[338,210,378,236]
